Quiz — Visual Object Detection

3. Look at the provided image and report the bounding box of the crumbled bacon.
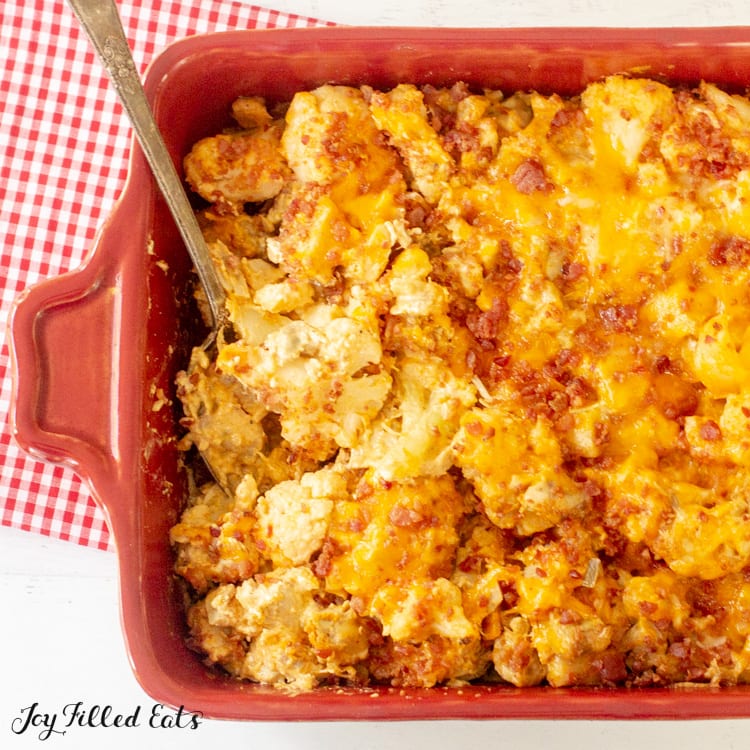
[510,158,553,194]
[707,235,750,268]
[699,420,722,442]
[597,303,638,333]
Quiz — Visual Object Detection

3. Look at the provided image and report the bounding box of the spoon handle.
[66,0,227,329]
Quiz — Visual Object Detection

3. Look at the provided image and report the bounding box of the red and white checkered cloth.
[0,0,328,551]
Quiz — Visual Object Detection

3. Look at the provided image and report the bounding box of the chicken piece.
[170,480,260,594]
[189,567,368,691]
[184,122,290,213]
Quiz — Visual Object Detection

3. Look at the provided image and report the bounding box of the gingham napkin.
[0,0,327,551]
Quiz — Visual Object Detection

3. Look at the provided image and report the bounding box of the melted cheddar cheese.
[172,76,750,691]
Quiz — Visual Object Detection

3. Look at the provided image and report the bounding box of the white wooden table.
[5,1,750,747]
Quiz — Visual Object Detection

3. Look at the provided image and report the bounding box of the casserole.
[10,26,750,720]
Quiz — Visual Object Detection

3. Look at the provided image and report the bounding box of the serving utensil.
[67,0,232,491]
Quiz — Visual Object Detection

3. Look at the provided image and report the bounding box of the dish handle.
[8,259,124,494]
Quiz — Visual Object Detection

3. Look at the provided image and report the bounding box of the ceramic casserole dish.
[10,26,750,720]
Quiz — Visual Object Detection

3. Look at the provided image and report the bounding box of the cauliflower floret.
[386,246,449,317]
[622,568,691,630]
[253,277,315,313]
[582,75,677,170]
[217,308,392,459]
[197,209,274,259]
[719,392,750,464]
[493,616,546,687]
[655,491,750,580]
[255,468,346,566]
[347,356,476,481]
[599,458,672,546]
[683,313,750,397]
[192,567,368,691]
[170,480,260,594]
[278,86,406,284]
[453,405,588,534]
[369,84,454,203]
[370,578,477,642]
[531,612,616,687]
[640,275,715,343]
[325,474,466,603]
[231,96,273,129]
[282,85,395,186]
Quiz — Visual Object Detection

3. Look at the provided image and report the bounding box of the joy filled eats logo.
[10,701,203,741]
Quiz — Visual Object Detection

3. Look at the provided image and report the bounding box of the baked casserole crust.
[170,75,750,691]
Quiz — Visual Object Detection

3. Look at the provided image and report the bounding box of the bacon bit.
[311,537,342,577]
[405,202,428,228]
[458,555,483,573]
[561,261,586,282]
[465,420,490,437]
[654,354,672,373]
[653,373,699,419]
[550,106,585,129]
[488,354,512,382]
[707,235,750,268]
[352,476,375,501]
[209,525,221,538]
[639,600,659,616]
[559,609,583,625]
[466,297,509,346]
[362,615,385,645]
[510,158,553,194]
[443,125,480,159]
[553,348,581,370]
[389,505,425,529]
[499,580,519,609]
[699,419,722,442]
[566,375,597,407]
[597,303,638,333]
[592,652,628,685]
[348,517,366,533]
[668,639,690,660]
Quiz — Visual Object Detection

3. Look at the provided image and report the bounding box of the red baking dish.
[10,26,750,721]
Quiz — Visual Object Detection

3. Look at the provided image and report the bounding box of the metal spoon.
[67,0,233,492]
[66,0,228,339]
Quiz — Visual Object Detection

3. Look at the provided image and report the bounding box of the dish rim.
[10,24,750,721]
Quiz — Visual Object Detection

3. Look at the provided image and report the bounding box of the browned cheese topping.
[170,78,750,691]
